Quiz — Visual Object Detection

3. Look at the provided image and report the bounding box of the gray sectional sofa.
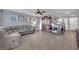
[0,25,35,49]
[2,25,35,35]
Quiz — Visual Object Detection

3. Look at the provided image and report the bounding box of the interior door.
[69,18,78,30]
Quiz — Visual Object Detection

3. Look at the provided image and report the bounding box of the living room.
[0,9,79,50]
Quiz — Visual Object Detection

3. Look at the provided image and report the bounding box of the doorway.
[64,17,78,30]
[69,18,78,30]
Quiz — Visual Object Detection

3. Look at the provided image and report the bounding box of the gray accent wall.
[2,10,28,27]
[0,10,2,26]
[1,10,40,30]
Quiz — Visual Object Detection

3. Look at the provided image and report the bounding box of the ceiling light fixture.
[33,9,46,15]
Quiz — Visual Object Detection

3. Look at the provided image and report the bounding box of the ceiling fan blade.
[34,9,46,15]
[40,13,43,15]
[42,11,46,13]
[37,9,40,11]
[35,12,38,15]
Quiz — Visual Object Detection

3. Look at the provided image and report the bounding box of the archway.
[42,16,52,32]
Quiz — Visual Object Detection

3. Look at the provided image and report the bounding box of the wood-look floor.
[13,31,78,50]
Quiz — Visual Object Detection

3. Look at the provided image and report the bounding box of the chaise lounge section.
[0,27,21,50]
[0,25,35,49]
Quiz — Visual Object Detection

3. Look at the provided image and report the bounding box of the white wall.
[69,18,78,30]
[63,18,69,30]
[1,10,79,31]
[63,17,79,30]
[1,10,40,30]
[2,10,27,27]
[0,12,1,26]
[0,10,2,26]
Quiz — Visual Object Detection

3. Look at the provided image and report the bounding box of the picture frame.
[10,15,18,22]
[18,16,24,21]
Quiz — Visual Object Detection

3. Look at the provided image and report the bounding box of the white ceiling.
[4,9,79,17]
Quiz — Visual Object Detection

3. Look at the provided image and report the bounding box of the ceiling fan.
[34,9,46,15]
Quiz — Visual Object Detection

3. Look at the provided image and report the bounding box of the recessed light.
[71,15,74,16]
[66,12,70,14]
